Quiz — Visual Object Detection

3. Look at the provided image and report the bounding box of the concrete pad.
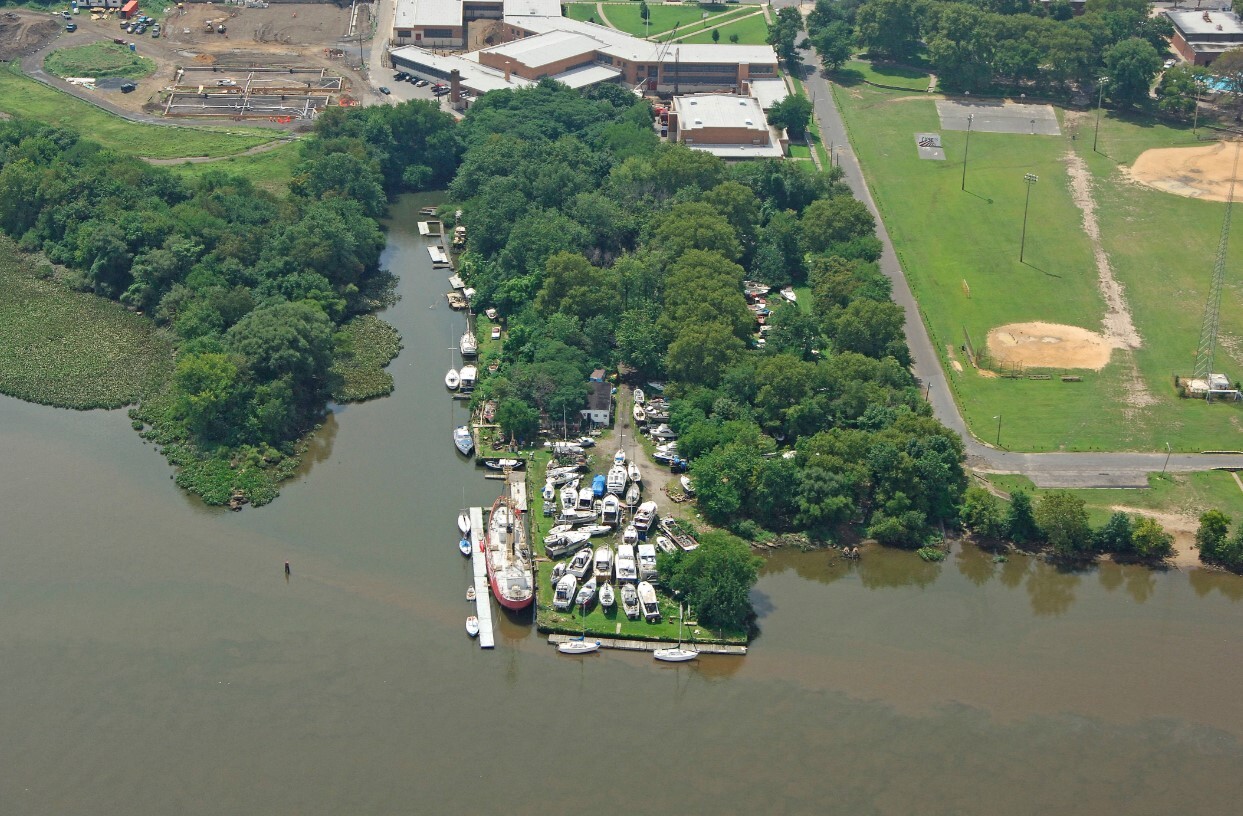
[936,100,1061,136]
[915,132,945,160]
[1027,471,1151,489]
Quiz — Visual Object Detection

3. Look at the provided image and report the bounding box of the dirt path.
[141,138,297,165]
[664,10,765,43]
[614,385,688,517]
[1108,505,1200,569]
[595,3,617,31]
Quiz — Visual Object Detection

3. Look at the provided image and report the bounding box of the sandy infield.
[1128,142,1243,202]
[986,322,1118,370]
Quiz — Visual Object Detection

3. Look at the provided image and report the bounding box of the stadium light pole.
[1093,77,1108,153]
[995,414,1002,447]
[961,113,974,191]
[1020,173,1038,263]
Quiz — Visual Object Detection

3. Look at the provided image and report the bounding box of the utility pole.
[1162,442,1172,475]
[1093,78,1108,153]
[961,113,973,191]
[1020,173,1038,263]
[995,414,1002,447]
[1193,142,1241,384]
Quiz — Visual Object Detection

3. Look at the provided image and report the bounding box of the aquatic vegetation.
[0,246,173,409]
[331,315,403,403]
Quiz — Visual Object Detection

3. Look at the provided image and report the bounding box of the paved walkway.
[785,17,1243,486]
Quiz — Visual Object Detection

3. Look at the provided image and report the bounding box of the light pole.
[961,112,974,191]
[1093,77,1108,153]
[1162,441,1172,474]
[995,414,1002,447]
[1020,172,1038,263]
[1193,87,1201,136]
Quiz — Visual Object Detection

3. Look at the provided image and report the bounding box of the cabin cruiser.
[593,546,613,583]
[633,501,658,532]
[637,543,658,583]
[567,547,593,579]
[553,573,578,611]
[606,465,627,495]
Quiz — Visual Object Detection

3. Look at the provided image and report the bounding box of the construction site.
[163,64,346,119]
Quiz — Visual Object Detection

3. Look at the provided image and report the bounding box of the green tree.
[653,202,742,262]
[1131,516,1174,561]
[959,486,1004,540]
[172,352,243,442]
[712,28,720,43]
[1035,491,1092,559]
[767,7,805,68]
[812,21,855,72]
[639,0,650,22]
[855,0,926,61]
[1093,511,1134,554]
[666,321,746,386]
[663,531,762,631]
[1196,509,1231,563]
[496,398,539,443]
[1005,490,1040,545]
[1156,64,1203,120]
[1103,37,1161,108]
[828,298,908,363]
[766,94,814,140]
[800,195,875,254]
[925,3,995,92]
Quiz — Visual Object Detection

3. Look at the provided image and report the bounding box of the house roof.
[481,30,603,68]
[586,381,611,411]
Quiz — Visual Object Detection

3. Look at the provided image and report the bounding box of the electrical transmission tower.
[1193,142,1242,383]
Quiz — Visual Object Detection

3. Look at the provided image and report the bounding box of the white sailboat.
[466,616,480,638]
[654,603,699,662]
[457,510,471,535]
[627,461,642,484]
[633,388,645,405]
[445,368,460,390]
[613,449,626,466]
[599,581,615,609]
[460,323,478,357]
[574,576,598,608]
[557,637,601,655]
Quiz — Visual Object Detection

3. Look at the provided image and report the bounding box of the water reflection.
[298,411,339,471]
[1124,566,1158,604]
[1025,561,1080,617]
[1189,567,1243,600]
[955,542,998,586]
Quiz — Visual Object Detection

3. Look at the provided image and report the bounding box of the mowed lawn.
[676,10,768,44]
[584,2,739,37]
[832,75,1243,452]
[0,63,279,158]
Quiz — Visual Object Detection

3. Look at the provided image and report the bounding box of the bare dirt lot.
[31,4,367,117]
[1128,141,1243,202]
[986,321,1119,371]
[0,10,61,61]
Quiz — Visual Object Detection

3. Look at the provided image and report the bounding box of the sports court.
[936,100,1061,136]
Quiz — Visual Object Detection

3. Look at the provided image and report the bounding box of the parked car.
[414,79,429,87]
[120,82,136,93]
[378,86,391,95]
[393,71,408,81]
[65,22,76,31]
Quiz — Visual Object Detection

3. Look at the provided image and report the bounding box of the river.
[2,195,1242,815]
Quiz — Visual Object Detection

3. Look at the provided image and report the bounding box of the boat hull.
[489,572,534,610]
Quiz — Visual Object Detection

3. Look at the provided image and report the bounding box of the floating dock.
[546,634,746,655]
[470,506,495,649]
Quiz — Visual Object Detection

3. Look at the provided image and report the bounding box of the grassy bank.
[0,241,174,409]
[159,142,300,194]
[831,67,1243,452]
[982,470,1243,526]
[0,62,280,158]
[44,42,156,79]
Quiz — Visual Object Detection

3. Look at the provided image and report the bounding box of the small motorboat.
[656,535,677,554]
[466,616,480,637]
[633,388,645,405]
[606,464,627,495]
[458,364,477,392]
[621,582,640,620]
[600,494,621,526]
[542,480,555,501]
[553,573,578,611]
[550,562,567,585]
[614,449,626,466]
[680,475,695,496]
[445,368,460,390]
[557,637,601,655]
[623,525,638,546]
[633,501,658,531]
[560,486,578,514]
[628,461,642,484]
[637,581,660,622]
[467,585,476,602]
[567,547,593,579]
[484,458,525,471]
[593,546,613,582]
[633,403,647,423]
[457,510,471,535]
[581,524,612,537]
[460,330,478,357]
[453,426,474,457]
[459,536,472,556]
[599,581,615,609]
[556,511,597,527]
[575,576,598,608]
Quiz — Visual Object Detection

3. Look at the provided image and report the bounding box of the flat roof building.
[1167,10,1243,66]
[668,93,785,159]
[389,1,778,93]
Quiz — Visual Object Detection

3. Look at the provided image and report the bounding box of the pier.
[546,634,747,655]
[469,506,495,649]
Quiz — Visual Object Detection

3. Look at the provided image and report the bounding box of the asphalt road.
[789,24,1243,486]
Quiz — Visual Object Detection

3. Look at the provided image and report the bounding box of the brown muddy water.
[2,196,1242,815]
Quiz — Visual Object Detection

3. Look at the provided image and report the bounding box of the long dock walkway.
[547,634,746,655]
[470,506,495,649]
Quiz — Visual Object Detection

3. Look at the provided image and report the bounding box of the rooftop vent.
[694,119,702,125]
[744,119,753,125]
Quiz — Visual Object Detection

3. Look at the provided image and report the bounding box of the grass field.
[831,66,1243,452]
[836,58,930,92]
[984,471,1243,527]
[43,42,156,79]
[0,62,280,159]
[162,142,300,193]
[675,10,768,44]
[564,2,739,38]
[0,238,174,410]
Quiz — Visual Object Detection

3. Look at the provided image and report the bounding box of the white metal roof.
[682,142,785,159]
[502,0,561,17]
[505,14,778,66]
[1167,10,1243,37]
[673,93,768,132]
[552,63,624,89]
[482,30,603,67]
[393,0,464,28]
[389,45,534,92]
[749,78,788,110]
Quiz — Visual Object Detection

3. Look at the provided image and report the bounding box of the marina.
[469,506,495,649]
